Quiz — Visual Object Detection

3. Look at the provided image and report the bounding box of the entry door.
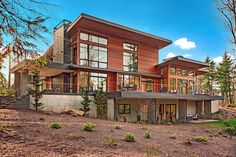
[165,104,176,122]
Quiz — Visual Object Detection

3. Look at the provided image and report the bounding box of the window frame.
[123,52,138,72]
[80,32,108,45]
[80,43,108,69]
[119,104,131,114]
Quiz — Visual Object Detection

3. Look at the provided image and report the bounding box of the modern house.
[11,14,223,123]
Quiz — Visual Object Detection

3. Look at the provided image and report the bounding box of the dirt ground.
[0,109,236,157]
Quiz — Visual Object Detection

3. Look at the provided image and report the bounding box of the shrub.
[224,120,232,127]
[192,136,208,142]
[123,133,136,142]
[144,130,152,138]
[51,122,61,129]
[83,122,96,131]
[225,126,236,139]
[114,124,122,129]
[106,136,117,147]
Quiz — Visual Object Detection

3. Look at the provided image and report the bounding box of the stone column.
[204,100,211,119]
[147,99,156,124]
[178,99,187,121]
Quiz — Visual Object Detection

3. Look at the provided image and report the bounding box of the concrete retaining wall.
[30,94,97,118]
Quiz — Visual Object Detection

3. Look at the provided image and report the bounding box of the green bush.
[192,136,208,142]
[224,120,232,127]
[106,136,117,147]
[83,122,96,131]
[225,126,236,137]
[51,122,61,129]
[123,133,136,142]
[114,124,122,129]
[144,130,152,138]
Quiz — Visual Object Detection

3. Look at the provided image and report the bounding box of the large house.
[11,14,223,123]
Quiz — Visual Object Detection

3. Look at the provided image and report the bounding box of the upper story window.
[123,43,137,52]
[118,74,140,91]
[80,32,107,45]
[189,70,194,78]
[80,43,107,68]
[123,52,138,72]
[177,68,189,77]
[169,67,176,74]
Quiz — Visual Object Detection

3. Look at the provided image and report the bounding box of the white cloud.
[184,53,192,57]
[213,56,223,64]
[165,52,176,59]
[174,38,196,50]
[213,53,235,64]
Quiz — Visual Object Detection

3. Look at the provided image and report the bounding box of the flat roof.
[67,13,172,45]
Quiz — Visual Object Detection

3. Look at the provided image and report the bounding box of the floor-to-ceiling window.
[80,32,108,68]
[118,74,140,91]
[80,71,107,93]
[123,43,138,72]
[141,78,154,92]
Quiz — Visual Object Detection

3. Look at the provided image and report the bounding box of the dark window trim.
[123,52,138,72]
[80,32,108,46]
[80,43,108,69]
[119,104,131,114]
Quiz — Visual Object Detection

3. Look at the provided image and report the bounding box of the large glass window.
[80,43,107,68]
[141,78,154,92]
[123,52,138,72]
[118,74,140,91]
[189,80,194,94]
[182,69,188,76]
[123,43,137,52]
[189,70,194,78]
[169,78,176,93]
[79,72,107,93]
[80,32,107,45]
[177,79,188,94]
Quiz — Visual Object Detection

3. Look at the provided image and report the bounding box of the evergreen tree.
[202,56,216,95]
[81,87,91,116]
[27,70,45,111]
[27,57,47,111]
[94,82,107,119]
[216,52,235,104]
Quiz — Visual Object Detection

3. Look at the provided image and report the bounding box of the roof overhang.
[66,13,172,49]
[156,56,208,70]
[108,91,224,100]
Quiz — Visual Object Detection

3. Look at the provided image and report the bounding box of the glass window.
[80,32,107,45]
[119,104,131,114]
[72,47,77,64]
[99,38,107,45]
[80,72,107,93]
[177,69,182,76]
[118,74,140,91]
[123,43,137,52]
[189,70,194,78]
[182,69,188,76]
[189,80,194,94]
[80,43,107,68]
[170,78,176,92]
[80,33,88,40]
[123,52,138,72]
[141,78,154,92]
[169,67,176,74]
[178,79,187,94]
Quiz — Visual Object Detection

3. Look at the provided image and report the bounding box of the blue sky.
[42,0,229,62]
[2,0,231,77]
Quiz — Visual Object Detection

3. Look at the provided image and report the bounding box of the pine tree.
[27,57,47,111]
[94,82,107,119]
[81,87,91,116]
[27,70,46,111]
[216,52,235,104]
[202,56,216,95]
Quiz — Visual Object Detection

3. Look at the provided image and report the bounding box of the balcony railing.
[41,82,218,96]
